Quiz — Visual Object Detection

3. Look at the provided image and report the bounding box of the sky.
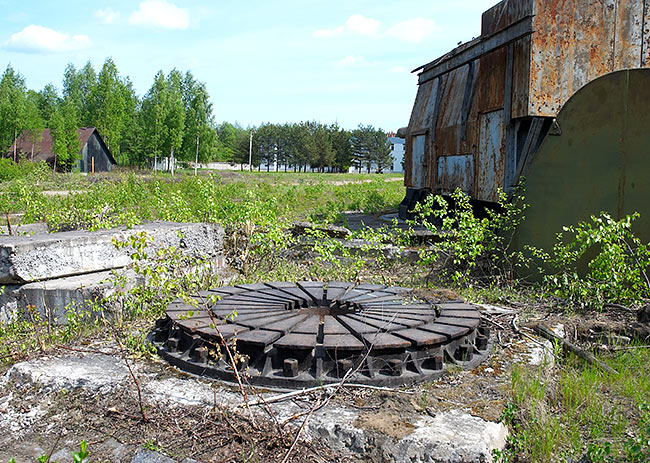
[0,0,498,131]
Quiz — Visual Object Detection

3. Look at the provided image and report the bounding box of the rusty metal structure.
[400,0,650,249]
[152,282,491,388]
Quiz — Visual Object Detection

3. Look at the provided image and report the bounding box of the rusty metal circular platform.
[151,281,491,388]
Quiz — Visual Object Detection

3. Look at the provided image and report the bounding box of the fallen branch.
[533,324,618,375]
[246,383,412,408]
[603,303,636,313]
[512,315,551,350]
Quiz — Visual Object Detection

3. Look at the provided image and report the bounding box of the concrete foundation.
[0,222,224,284]
[0,222,226,324]
[0,270,130,324]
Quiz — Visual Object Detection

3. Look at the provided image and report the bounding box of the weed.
[507,346,650,462]
[529,212,650,309]
[412,187,527,287]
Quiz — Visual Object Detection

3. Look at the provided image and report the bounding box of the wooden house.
[7,127,116,172]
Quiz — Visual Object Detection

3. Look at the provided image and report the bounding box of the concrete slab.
[2,351,509,463]
[0,223,49,236]
[0,222,224,284]
[131,450,175,463]
[0,270,130,324]
[7,353,130,393]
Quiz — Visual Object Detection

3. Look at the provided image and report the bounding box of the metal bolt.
[455,344,473,361]
[475,335,489,350]
[166,337,179,353]
[191,346,208,364]
[283,358,299,377]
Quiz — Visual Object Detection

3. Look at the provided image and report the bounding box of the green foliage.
[50,100,81,172]
[413,187,526,287]
[0,65,31,152]
[0,158,48,182]
[530,212,650,308]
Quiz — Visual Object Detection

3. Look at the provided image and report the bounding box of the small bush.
[412,187,527,287]
[529,212,650,309]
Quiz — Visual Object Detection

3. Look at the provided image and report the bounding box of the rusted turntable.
[151,281,491,388]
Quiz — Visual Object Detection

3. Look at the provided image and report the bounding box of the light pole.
[248,131,253,172]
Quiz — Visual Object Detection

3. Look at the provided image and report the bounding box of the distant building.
[388,136,404,173]
[7,127,116,172]
[347,133,406,174]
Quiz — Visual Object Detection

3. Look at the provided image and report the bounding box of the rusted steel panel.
[481,0,534,36]
[437,66,469,132]
[512,37,531,119]
[437,155,474,194]
[615,0,645,67]
[528,0,648,116]
[644,1,650,65]
[476,110,505,202]
[614,0,645,67]
[412,135,427,189]
[404,0,650,208]
[407,80,434,133]
[477,48,506,113]
[404,139,412,186]
[435,65,470,156]
[405,78,440,187]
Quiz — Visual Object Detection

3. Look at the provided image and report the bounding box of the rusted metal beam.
[418,16,534,84]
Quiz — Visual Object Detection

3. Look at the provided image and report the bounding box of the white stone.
[7,353,129,393]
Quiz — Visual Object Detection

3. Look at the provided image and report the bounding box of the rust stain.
[405,0,650,202]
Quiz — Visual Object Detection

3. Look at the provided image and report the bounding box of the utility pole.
[194,131,200,176]
[248,131,253,172]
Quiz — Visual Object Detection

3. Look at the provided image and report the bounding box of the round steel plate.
[151,281,491,388]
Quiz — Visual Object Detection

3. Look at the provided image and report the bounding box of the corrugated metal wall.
[404,0,650,204]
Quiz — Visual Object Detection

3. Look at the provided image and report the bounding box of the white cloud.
[314,14,380,39]
[3,25,91,54]
[95,8,120,24]
[313,25,344,38]
[345,15,380,36]
[387,18,436,43]
[129,1,189,30]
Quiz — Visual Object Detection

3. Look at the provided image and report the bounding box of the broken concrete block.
[131,449,175,463]
[8,353,130,393]
[0,223,49,236]
[0,269,129,324]
[0,221,224,284]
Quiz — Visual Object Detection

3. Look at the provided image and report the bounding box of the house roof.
[6,127,116,165]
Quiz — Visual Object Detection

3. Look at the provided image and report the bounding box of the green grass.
[505,347,650,462]
[0,169,405,231]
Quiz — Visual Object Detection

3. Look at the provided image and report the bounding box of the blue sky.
[0,0,497,131]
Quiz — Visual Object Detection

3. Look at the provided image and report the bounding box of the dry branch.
[533,323,618,375]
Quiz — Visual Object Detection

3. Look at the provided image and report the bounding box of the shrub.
[412,187,527,287]
[530,212,650,309]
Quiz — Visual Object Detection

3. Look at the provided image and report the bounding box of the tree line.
[0,58,395,172]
